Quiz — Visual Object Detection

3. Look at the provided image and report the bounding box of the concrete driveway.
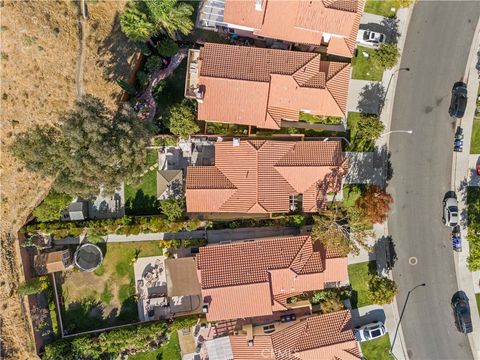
[351,305,386,328]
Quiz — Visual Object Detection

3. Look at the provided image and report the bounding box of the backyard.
[348,261,376,308]
[125,149,160,216]
[351,46,384,82]
[59,242,164,333]
[364,0,410,17]
[360,334,394,360]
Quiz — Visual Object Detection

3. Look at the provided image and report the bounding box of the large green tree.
[368,275,398,304]
[12,95,149,198]
[33,191,73,222]
[373,43,400,69]
[120,0,194,42]
[165,100,199,139]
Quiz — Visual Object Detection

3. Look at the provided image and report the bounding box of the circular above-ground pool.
[74,243,103,272]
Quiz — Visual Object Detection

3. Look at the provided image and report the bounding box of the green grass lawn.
[125,149,161,216]
[360,334,394,360]
[161,331,182,360]
[471,118,480,154]
[348,261,376,308]
[351,46,384,81]
[60,242,164,333]
[364,0,410,17]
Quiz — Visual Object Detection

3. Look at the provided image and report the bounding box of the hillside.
[0,1,136,358]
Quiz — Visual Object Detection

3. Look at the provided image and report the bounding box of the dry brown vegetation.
[0,1,136,358]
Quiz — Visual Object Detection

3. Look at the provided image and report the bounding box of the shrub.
[146,56,163,74]
[368,275,398,304]
[165,100,199,139]
[32,191,72,222]
[153,135,178,147]
[136,70,149,89]
[157,38,179,57]
[184,238,207,248]
[319,297,345,314]
[159,197,185,222]
[356,185,393,224]
[372,43,400,69]
[17,276,49,296]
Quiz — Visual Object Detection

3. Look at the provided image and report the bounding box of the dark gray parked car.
[449,82,468,118]
[451,291,473,334]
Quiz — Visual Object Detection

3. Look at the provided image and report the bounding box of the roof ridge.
[288,235,313,273]
[325,64,350,116]
[326,62,349,82]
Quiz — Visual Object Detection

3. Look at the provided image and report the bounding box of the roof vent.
[322,32,331,44]
[248,340,254,347]
[233,138,240,147]
[255,0,263,11]
[202,303,209,313]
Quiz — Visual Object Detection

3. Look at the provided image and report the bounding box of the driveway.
[351,305,386,328]
[388,1,480,359]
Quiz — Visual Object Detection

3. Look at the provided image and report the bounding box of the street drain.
[409,257,418,266]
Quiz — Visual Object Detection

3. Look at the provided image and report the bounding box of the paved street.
[388,1,480,359]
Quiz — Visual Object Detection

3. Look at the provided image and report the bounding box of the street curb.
[451,14,480,360]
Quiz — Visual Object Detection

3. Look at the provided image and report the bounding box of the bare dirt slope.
[0,1,135,358]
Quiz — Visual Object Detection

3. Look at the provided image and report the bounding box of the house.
[205,310,360,360]
[185,43,351,130]
[196,0,364,58]
[34,249,72,275]
[186,140,346,214]
[196,235,348,322]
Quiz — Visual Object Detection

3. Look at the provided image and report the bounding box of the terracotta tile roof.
[228,311,360,360]
[196,235,348,321]
[186,140,346,214]
[196,43,350,129]
[223,0,364,58]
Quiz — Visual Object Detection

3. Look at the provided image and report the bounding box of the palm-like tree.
[144,0,194,38]
[120,0,194,42]
[120,3,155,42]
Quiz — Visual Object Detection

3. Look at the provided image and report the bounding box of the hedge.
[23,216,203,239]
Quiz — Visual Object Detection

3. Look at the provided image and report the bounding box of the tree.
[143,0,194,39]
[31,305,49,331]
[157,38,179,57]
[373,43,400,69]
[311,205,374,256]
[17,277,49,296]
[11,95,149,198]
[145,55,163,74]
[116,79,137,96]
[159,196,184,221]
[165,101,199,139]
[120,3,155,42]
[120,0,194,42]
[356,185,393,224]
[351,115,385,150]
[33,191,72,222]
[368,275,398,304]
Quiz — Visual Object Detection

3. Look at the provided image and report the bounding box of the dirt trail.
[75,0,87,97]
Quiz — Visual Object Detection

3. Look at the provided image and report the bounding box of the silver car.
[443,196,459,227]
[355,321,387,342]
[356,30,386,48]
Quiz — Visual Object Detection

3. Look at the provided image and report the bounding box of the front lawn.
[351,46,384,82]
[471,118,480,154]
[466,187,480,270]
[364,0,410,17]
[59,242,164,333]
[125,149,160,216]
[348,261,376,308]
[360,334,394,360]
[476,293,480,316]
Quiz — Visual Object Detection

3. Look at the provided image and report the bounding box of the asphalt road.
[388,1,480,359]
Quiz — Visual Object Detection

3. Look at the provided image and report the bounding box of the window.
[263,324,275,334]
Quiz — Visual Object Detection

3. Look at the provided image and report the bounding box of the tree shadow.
[344,144,391,187]
[126,189,160,216]
[381,16,400,44]
[117,296,139,323]
[476,49,480,76]
[96,12,138,97]
[375,235,397,274]
[62,297,105,334]
[357,83,385,115]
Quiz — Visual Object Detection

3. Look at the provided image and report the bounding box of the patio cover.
[165,258,201,296]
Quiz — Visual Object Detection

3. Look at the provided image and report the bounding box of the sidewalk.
[452,15,480,360]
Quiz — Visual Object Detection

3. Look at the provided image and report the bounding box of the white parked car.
[356,30,386,48]
[355,321,387,342]
[443,195,459,227]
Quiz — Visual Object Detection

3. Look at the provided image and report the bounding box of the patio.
[134,256,203,322]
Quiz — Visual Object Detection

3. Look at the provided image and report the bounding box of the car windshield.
[364,330,371,339]
[449,206,458,214]
[371,329,382,338]
[363,31,370,40]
